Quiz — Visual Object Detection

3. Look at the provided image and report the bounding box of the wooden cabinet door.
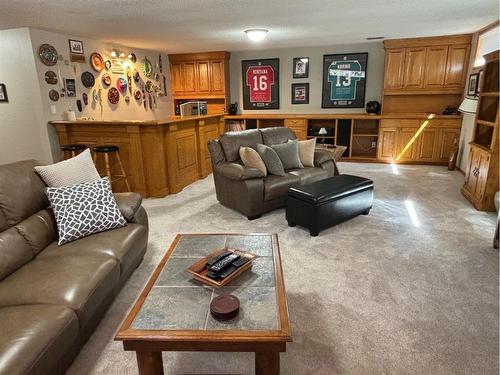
[424,46,448,88]
[183,62,197,93]
[403,48,426,88]
[475,153,491,197]
[464,147,481,196]
[170,63,184,94]
[396,127,419,161]
[378,128,398,160]
[384,49,405,89]
[444,45,470,87]
[417,128,438,161]
[437,128,459,161]
[210,60,225,95]
[196,61,210,94]
[284,119,307,140]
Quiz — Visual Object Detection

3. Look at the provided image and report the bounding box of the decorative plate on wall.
[129,53,137,63]
[104,60,112,71]
[133,70,140,82]
[108,87,120,104]
[45,71,58,84]
[82,93,88,105]
[102,73,111,87]
[134,89,142,100]
[116,77,128,94]
[142,57,153,78]
[90,52,105,72]
[81,71,95,88]
[38,44,58,66]
[48,89,59,101]
[145,80,153,93]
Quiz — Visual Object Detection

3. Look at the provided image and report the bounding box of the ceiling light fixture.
[245,29,269,42]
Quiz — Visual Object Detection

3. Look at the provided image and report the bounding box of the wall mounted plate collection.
[107,87,119,104]
[102,73,111,87]
[45,71,58,84]
[116,77,128,94]
[48,89,59,101]
[39,44,58,66]
[81,71,95,88]
[90,52,105,72]
[142,57,153,78]
[104,60,112,70]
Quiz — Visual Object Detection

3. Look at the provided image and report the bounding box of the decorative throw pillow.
[239,146,267,175]
[35,149,101,187]
[295,138,316,167]
[46,177,126,245]
[271,140,304,170]
[256,144,285,176]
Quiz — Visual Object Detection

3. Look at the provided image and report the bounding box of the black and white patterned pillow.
[46,177,126,245]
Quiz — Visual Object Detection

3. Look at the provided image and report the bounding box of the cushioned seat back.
[219,129,263,162]
[261,127,296,146]
[0,160,55,280]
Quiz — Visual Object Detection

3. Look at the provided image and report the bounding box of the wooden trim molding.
[384,34,472,49]
[169,51,230,62]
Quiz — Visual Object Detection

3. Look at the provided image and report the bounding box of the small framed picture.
[64,78,76,97]
[68,39,84,54]
[291,83,309,104]
[0,84,8,102]
[467,73,479,96]
[293,57,309,78]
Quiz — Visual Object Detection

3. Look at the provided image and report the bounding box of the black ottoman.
[286,175,374,236]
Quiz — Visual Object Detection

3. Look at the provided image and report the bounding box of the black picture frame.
[293,57,309,78]
[321,52,368,108]
[0,84,8,102]
[291,83,309,104]
[64,78,76,97]
[241,58,280,110]
[68,39,84,55]
[467,73,479,96]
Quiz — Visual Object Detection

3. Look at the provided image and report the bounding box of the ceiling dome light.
[245,29,269,42]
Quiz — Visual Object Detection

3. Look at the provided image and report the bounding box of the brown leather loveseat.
[208,127,339,219]
[0,160,148,375]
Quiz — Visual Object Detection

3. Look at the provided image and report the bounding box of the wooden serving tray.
[187,247,257,288]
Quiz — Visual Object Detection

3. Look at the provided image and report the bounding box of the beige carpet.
[67,162,499,375]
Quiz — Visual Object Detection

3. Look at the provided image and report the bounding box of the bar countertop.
[49,113,226,126]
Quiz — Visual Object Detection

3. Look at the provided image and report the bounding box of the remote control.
[219,265,237,279]
[206,251,231,267]
[206,270,221,280]
[210,253,240,273]
[232,257,250,268]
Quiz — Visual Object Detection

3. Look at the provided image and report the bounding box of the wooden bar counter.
[50,114,225,197]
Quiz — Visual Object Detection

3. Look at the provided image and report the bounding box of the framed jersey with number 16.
[242,58,280,110]
[321,53,368,108]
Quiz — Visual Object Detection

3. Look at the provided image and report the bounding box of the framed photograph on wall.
[293,57,309,78]
[69,39,84,54]
[291,83,309,104]
[467,73,479,96]
[64,78,76,97]
[321,52,368,108]
[241,58,279,110]
[0,84,8,102]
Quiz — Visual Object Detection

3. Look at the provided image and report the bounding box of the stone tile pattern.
[132,234,279,331]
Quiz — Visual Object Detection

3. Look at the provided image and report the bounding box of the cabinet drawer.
[380,119,421,128]
[284,119,307,127]
[426,119,461,128]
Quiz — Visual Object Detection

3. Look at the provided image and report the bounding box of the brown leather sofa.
[208,127,339,219]
[0,160,148,375]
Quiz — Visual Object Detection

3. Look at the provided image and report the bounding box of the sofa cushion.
[297,138,316,167]
[256,144,285,176]
[40,223,147,285]
[14,208,57,256]
[0,227,34,281]
[264,173,300,201]
[288,167,330,185]
[261,127,296,146]
[239,146,267,175]
[271,140,304,170]
[0,304,78,375]
[219,129,263,162]
[46,177,126,245]
[34,149,101,187]
[0,252,119,332]
[0,160,48,229]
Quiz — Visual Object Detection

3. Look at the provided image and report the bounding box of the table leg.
[136,351,164,375]
[255,351,280,375]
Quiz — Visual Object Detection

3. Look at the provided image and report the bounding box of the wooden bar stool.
[60,144,86,160]
[92,145,131,192]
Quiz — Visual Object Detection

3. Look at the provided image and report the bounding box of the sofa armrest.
[314,150,340,175]
[113,192,143,221]
[216,162,265,181]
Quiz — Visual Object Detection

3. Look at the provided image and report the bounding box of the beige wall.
[0,28,53,164]
[229,42,384,114]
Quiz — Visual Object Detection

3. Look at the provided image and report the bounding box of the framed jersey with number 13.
[242,58,280,110]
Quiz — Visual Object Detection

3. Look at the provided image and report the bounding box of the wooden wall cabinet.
[404,48,426,88]
[284,119,307,140]
[423,46,448,88]
[384,49,405,89]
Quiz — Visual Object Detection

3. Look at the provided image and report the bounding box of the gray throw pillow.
[256,144,285,176]
[46,177,126,245]
[271,140,304,170]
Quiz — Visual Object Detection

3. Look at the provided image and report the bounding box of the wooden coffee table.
[115,233,292,374]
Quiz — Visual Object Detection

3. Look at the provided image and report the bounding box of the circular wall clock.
[38,44,58,66]
[90,52,105,72]
[44,71,58,84]
[142,58,153,78]
[48,89,59,101]
[108,87,120,104]
[102,73,111,87]
[116,77,128,94]
[81,71,95,88]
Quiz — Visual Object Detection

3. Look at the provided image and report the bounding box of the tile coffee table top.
[130,234,281,332]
